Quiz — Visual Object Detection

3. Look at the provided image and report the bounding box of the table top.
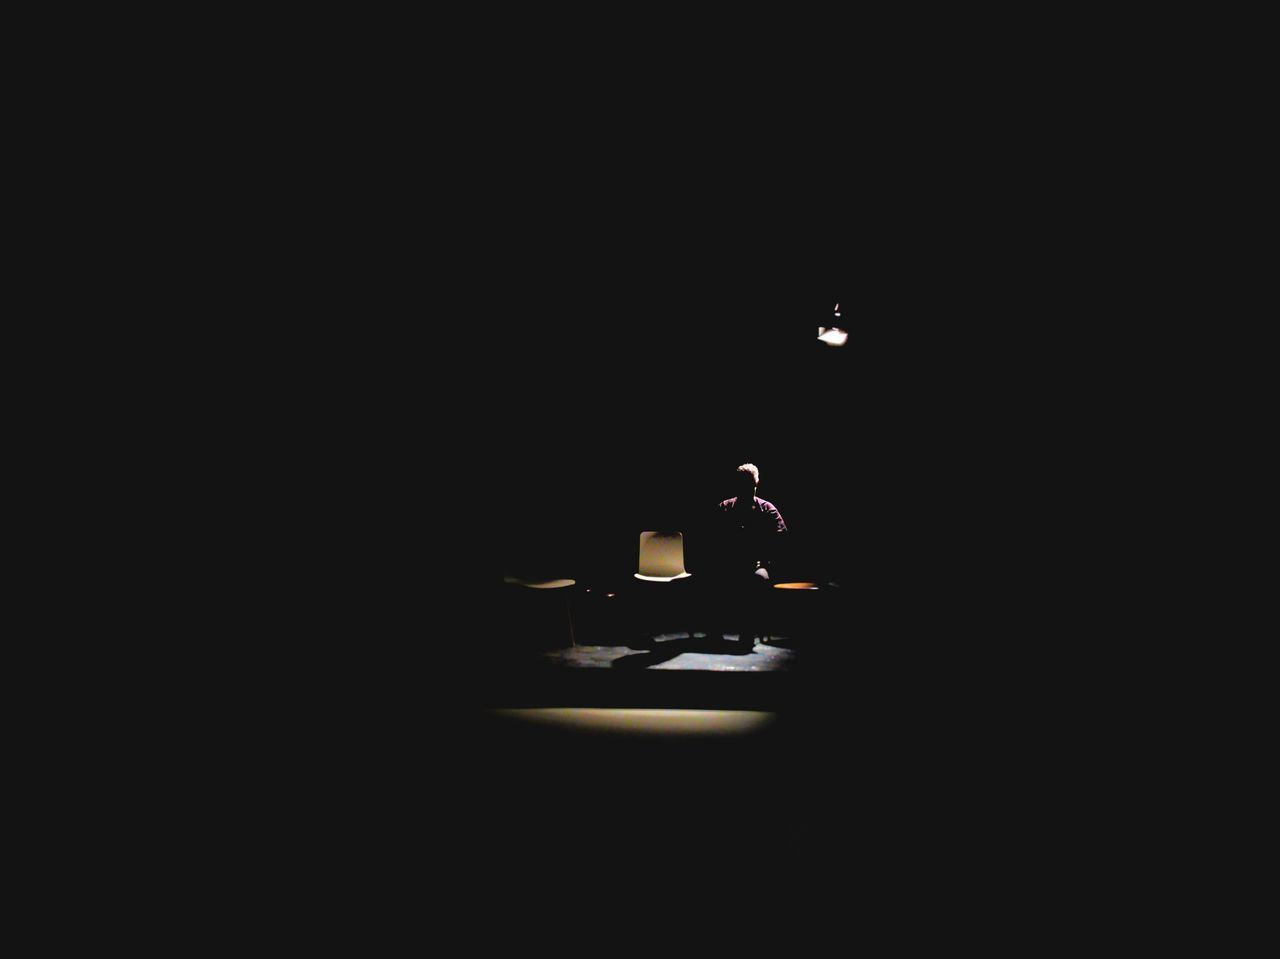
[504,576,576,589]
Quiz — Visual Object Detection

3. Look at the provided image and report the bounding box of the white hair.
[736,463,759,486]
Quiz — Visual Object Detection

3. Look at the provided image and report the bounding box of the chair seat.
[504,576,576,589]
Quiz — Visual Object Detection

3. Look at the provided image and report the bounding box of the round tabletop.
[504,577,576,589]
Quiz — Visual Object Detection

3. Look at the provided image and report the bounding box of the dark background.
[487,280,1091,632]
[213,262,1182,913]
[497,302,853,588]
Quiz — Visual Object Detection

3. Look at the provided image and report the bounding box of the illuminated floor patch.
[540,639,796,671]
[488,707,777,735]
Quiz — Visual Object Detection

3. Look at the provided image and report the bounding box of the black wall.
[497,310,853,587]
[491,285,1121,652]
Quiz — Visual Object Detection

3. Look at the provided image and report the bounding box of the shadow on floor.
[612,633,758,668]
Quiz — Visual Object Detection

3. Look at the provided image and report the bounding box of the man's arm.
[770,504,788,536]
[756,502,788,580]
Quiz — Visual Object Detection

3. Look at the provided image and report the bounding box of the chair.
[634,531,692,582]
[631,531,694,642]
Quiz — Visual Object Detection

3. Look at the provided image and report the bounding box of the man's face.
[733,473,755,502]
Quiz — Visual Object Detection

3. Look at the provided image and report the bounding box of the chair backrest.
[636,531,691,581]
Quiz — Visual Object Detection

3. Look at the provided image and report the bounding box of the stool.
[503,576,577,648]
[770,581,837,645]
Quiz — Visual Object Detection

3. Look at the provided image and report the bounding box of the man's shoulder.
[756,497,780,514]
[717,498,736,510]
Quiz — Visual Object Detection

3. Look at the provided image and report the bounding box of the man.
[707,463,788,648]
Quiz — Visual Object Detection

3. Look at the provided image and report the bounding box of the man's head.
[733,463,759,501]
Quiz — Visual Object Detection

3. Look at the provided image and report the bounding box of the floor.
[486,585,823,721]
[540,632,798,671]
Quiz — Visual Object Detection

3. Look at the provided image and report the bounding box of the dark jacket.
[709,495,788,579]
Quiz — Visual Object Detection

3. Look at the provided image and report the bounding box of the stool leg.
[566,594,577,647]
